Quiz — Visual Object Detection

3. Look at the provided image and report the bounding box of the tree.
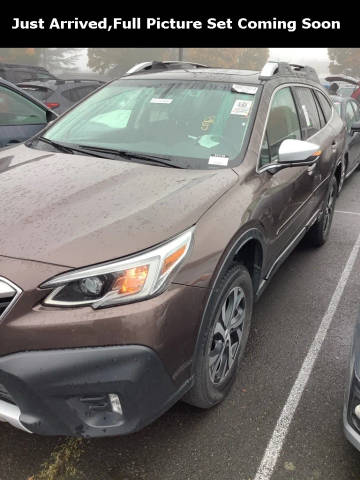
[87,48,174,76]
[87,48,269,77]
[39,49,83,73]
[328,48,360,77]
[0,48,42,65]
[184,48,269,70]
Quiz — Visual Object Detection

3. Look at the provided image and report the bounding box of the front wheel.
[183,265,253,409]
[306,175,337,247]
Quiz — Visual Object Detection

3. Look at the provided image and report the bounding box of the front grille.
[0,278,21,320]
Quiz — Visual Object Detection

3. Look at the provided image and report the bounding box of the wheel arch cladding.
[233,238,263,293]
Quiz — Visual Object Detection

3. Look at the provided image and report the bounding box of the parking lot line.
[253,229,360,480]
[335,210,360,216]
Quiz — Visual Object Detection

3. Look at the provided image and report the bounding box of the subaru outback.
[0,61,345,437]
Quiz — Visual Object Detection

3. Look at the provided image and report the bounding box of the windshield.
[39,79,258,169]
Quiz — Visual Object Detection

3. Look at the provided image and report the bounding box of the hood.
[0,145,238,267]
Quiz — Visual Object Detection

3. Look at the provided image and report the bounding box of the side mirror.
[278,139,322,165]
[351,121,360,135]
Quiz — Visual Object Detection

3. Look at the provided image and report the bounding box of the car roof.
[119,67,323,89]
[121,68,262,84]
[17,79,103,89]
[0,62,50,72]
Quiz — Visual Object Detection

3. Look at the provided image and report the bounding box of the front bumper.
[344,406,360,451]
[0,345,190,437]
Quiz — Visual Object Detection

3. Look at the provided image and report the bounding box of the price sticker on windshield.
[230,99,253,116]
[208,155,229,166]
[150,98,173,104]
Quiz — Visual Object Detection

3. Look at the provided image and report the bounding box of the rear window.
[62,85,99,103]
[20,86,51,102]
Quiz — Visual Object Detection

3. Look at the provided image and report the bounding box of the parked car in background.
[326,75,360,104]
[344,315,360,451]
[0,63,56,83]
[0,61,345,437]
[331,96,360,192]
[18,79,105,114]
[0,78,57,148]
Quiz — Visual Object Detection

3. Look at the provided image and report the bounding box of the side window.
[313,91,326,128]
[260,87,301,166]
[345,102,356,132]
[293,87,321,139]
[0,86,47,125]
[315,91,333,123]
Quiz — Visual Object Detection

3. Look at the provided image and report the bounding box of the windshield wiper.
[33,136,75,154]
[77,145,183,168]
[33,137,108,158]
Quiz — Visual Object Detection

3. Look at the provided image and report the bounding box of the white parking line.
[253,230,360,480]
[335,210,360,216]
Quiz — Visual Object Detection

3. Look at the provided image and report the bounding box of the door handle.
[331,141,337,153]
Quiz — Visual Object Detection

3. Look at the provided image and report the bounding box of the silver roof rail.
[259,61,320,83]
[259,62,279,78]
[125,61,209,76]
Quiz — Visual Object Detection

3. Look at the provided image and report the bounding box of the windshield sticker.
[201,115,216,131]
[301,105,311,126]
[209,154,229,166]
[150,98,173,104]
[231,84,258,95]
[198,135,220,149]
[230,99,253,116]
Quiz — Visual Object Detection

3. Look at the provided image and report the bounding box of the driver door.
[258,86,315,260]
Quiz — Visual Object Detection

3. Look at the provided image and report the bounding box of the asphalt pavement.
[2,170,360,480]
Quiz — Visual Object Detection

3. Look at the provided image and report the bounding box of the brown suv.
[0,61,345,437]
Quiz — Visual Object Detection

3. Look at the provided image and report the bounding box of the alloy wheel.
[208,286,246,385]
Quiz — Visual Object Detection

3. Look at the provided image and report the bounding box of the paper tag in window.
[208,155,229,166]
[231,84,258,94]
[150,98,173,104]
[198,135,220,149]
[302,105,311,126]
[231,99,253,116]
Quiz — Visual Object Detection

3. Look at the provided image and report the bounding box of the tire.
[183,264,253,409]
[306,175,338,247]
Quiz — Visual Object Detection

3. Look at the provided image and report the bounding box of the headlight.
[40,227,194,308]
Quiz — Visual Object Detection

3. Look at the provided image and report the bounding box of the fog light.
[354,404,360,420]
[109,394,123,415]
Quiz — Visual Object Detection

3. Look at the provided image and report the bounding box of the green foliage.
[87,48,269,76]
[184,48,269,69]
[0,48,42,65]
[31,438,85,480]
[87,48,175,75]
[328,48,360,77]
[40,49,82,72]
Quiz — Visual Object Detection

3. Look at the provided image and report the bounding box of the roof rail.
[259,61,320,83]
[125,61,209,76]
